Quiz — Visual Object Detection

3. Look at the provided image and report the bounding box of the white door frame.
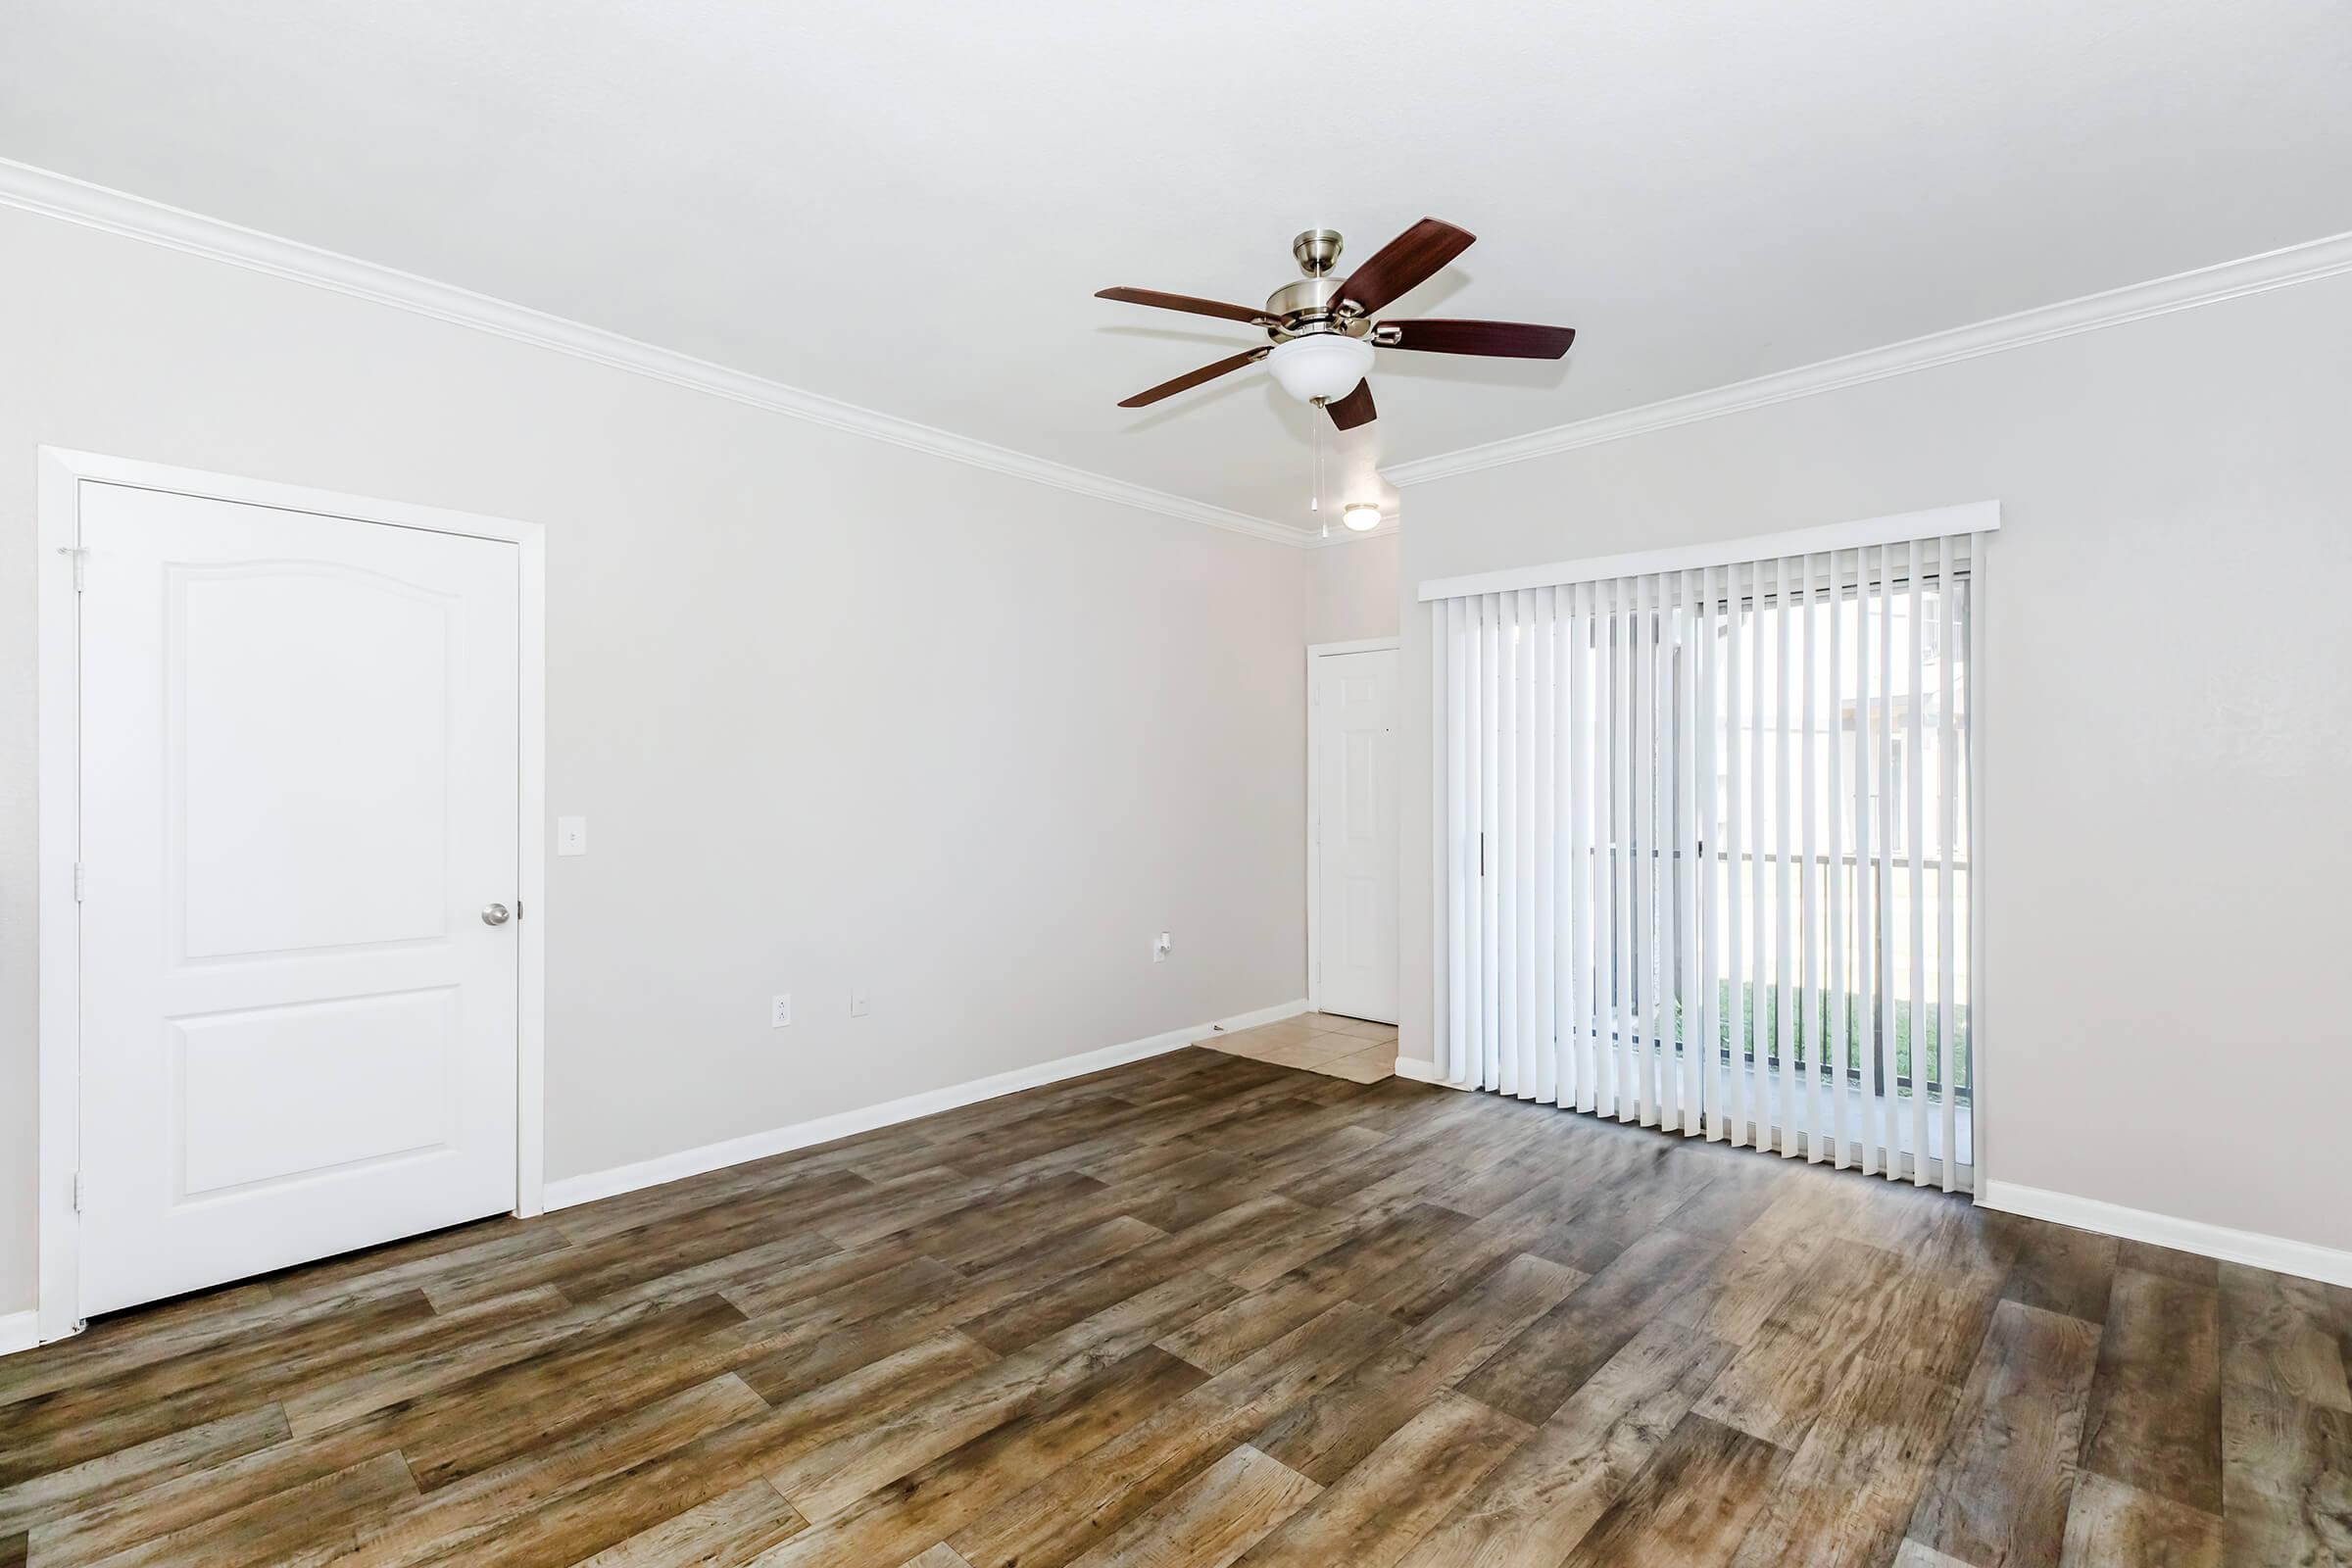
[1304,636,1399,1018]
[34,448,548,1344]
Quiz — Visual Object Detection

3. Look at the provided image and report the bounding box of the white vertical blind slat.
[1678,567,1703,1136]
[1637,575,1655,1128]
[1907,540,1930,1186]
[1937,547,1959,1191]
[1518,590,1541,1099]
[1505,587,1524,1091]
[1580,580,1599,1114]
[1697,566,1722,1141]
[1751,561,1774,1152]
[1724,561,1749,1148]
[1477,593,1499,1094]
[1852,550,1879,1176]
[1444,597,1467,1083]
[1826,552,1849,1169]
[1798,553,1823,1161]
[1534,587,1558,1105]
[1874,547,1899,1179]
[1646,575,1665,1128]
[1768,557,1788,1161]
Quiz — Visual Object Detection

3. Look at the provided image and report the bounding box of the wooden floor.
[5,1047,2348,1567]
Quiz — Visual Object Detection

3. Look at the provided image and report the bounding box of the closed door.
[76,480,521,1316]
[1313,647,1398,1023]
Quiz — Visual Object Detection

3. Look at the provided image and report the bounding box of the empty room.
[2,2,2348,1564]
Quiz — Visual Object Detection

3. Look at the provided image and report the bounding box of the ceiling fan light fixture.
[1342,503,1383,533]
[1266,334,1375,405]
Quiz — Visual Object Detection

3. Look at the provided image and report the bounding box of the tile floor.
[1201,1010,1400,1081]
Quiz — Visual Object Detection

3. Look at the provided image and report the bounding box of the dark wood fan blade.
[1117,347,1269,408]
[1380,318,1577,359]
[1097,287,1272,325]
[1326,379,1376,430]
[1334,219,1475,317]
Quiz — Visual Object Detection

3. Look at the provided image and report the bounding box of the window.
[1430,524,1984,1189]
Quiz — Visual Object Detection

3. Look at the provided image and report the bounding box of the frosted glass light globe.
[1266,334,1375,405]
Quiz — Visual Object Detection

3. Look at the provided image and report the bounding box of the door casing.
[1305,636,1400,1022]
[34,447,548,1345]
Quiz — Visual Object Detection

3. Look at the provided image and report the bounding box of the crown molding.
[1307,514,1399,547]
[0,158,1315,548]
[1384,229,2352,488]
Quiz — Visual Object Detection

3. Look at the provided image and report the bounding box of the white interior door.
[76,480,521,1316]
[1313,647,1399,1023]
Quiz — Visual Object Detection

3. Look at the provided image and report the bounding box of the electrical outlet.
[850,988,870,1018]
[1152,931,1172,962]
[771,994,792,1028]
[557,816,588,856]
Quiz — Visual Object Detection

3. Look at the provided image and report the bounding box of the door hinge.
[74,861,85,902]
[72,1171,83,1212]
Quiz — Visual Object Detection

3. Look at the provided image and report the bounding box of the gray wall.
[0,208,1316,1315]
[1395,270,2352,1254]
[1307,532,1400,645]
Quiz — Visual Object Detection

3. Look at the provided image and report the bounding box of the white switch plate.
[771,994,792,1028]
[1152,931,1171,962]
[556,816,588,857]
[850,989,870,1018]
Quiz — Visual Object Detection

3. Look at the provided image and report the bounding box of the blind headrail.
[1415,500,2000,604]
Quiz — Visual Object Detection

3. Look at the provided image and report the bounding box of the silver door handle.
[481,903,512,926]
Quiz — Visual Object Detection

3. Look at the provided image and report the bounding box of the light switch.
[557,816,588,857]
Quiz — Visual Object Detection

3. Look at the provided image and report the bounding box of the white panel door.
[76,480,520,1316]
[1314,648,1399,1023]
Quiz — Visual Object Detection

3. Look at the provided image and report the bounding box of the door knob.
[481,903,512,926]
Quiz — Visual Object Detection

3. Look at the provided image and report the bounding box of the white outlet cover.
[556,815,588,856]
[771,994,792,1028]
[851,989,870,1017]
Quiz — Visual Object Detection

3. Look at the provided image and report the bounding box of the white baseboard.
[1979,1180,2352,1289]
[544,1000,1310,1211]
[0,1310,38,1358]
[1394,1056,1440,1083]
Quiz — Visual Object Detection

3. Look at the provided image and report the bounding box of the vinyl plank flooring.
[1396,1315,1738,1568]
[2081,1265,2226,1515]
[1902,1298,2101,1568]
[1557,1412,1788,1568]
[0,1047,2335,1567]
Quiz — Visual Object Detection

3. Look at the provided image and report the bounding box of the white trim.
[34,448,549,1341]
[545,1000,1312,1211]
[0,1312,40,1359]
[1393,1056,1447,1085]
[1417,502,2000,603]
[1312,514,1400,547]
[1385,230,2352,488]
[0,158,1311,550]
[35,450,83,1344]
[1303,639,1401,1022]
[1980,1181,2352,1290]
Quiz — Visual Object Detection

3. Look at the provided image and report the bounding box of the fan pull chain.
[1313,414,1327,537]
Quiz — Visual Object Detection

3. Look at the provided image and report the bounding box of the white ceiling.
[5,0,2349,533]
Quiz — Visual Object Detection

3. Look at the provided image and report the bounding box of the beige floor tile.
[1317,1047,1397,1083]
[1321,1016,1399,1041]
[1256,1038,1359,1069]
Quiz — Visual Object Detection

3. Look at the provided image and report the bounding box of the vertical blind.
[1430,528,1981,1189]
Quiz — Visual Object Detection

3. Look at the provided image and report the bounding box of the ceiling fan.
[1097,218,1575,431]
